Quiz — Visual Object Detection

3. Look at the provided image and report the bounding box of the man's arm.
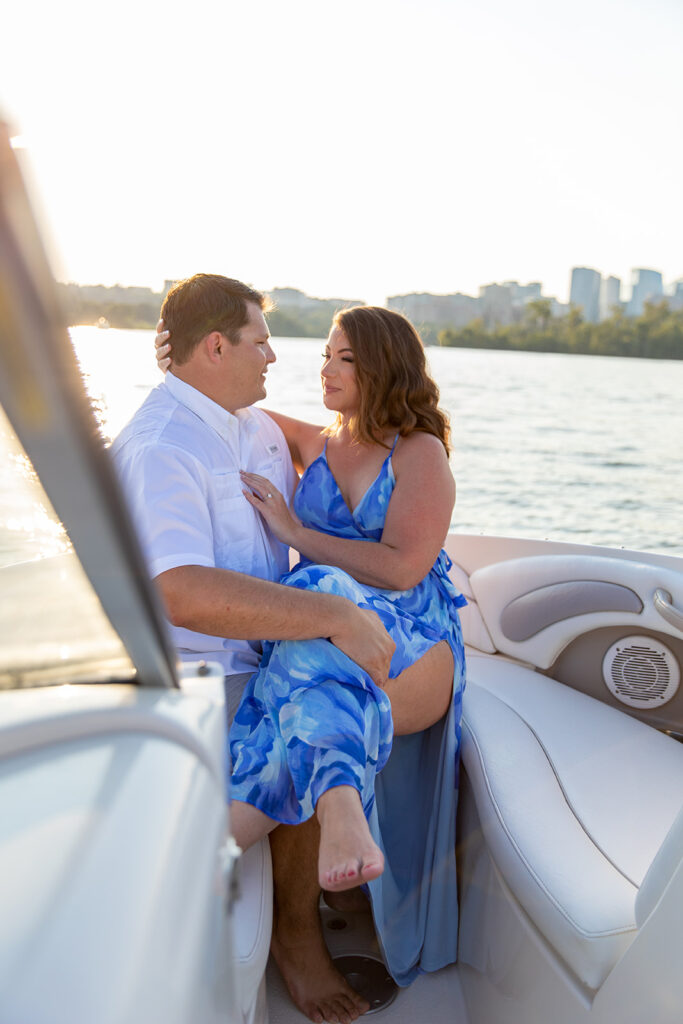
[157,565,395,688]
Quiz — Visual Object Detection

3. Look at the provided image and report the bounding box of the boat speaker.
[602,636,680,709]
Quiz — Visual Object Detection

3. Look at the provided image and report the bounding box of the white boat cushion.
[461,655,683,988]
[636,804,683,926]
[233,838,272,1018]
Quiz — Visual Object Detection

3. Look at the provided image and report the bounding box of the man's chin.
[246,387,267,407]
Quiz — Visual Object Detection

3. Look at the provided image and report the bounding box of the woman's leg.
[230,799,280,851]
[232,784,384,894]
[385,639,454,735]
[316,785,384,892]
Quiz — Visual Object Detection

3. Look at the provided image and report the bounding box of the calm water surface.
[72,327,683,556]
[1,327,681,566]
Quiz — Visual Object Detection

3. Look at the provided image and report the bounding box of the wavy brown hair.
[329,306,451,454]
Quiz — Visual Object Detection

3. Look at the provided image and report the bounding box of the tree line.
[60,286,683,361]
[438,300,683,360]
[60,290,347,337]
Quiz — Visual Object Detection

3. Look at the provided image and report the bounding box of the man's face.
[220,302,275,411]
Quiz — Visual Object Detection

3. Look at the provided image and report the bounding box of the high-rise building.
[670,279,683,311]
[479,283,514,328]
[599,276,621,320]
[627,269,664,316]
[503,281,542,303]
[569,267,601,322]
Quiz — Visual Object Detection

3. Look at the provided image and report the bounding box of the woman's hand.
[155,318,172,373]
[240,471,301,547]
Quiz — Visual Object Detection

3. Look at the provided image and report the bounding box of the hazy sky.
[2,0,681,304]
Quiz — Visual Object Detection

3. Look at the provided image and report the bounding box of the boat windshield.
[0,400,134,690]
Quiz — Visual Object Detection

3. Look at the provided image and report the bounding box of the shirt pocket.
[210,471,254,572]
[254,455,290,502]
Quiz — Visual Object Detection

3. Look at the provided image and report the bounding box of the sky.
[1,0,682,305]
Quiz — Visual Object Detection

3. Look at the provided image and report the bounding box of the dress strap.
[390,433,400,453]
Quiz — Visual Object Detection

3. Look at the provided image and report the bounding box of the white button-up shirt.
[112,372,297,675]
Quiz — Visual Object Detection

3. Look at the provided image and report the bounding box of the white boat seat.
[233,838,273,1024]
[461,654,683,989]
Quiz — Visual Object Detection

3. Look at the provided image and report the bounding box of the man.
[112,273,390,1024]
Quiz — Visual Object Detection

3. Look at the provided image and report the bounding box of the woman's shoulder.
[394,430,449,464]
[392,430,453,488]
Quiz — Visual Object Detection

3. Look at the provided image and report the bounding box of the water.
[4,327,683,563]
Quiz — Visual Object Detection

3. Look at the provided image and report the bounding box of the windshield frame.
[0,122,177,689]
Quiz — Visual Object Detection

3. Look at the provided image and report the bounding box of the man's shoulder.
[112,384,203,462]
[242,406,292,456]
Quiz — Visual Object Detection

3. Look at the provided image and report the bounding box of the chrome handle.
[653,588,683,633]
[219,835,242,915]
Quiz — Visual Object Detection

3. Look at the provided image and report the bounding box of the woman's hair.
[329,306,451,454]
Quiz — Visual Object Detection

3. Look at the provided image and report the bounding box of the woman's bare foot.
[316,786,384,892]
[271,922,370,1023]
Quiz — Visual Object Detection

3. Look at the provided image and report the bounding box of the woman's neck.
[331,416,398,450]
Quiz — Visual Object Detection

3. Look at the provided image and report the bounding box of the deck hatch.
[331,955,397,1014]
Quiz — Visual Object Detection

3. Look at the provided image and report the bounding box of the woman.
[156,305,466,985]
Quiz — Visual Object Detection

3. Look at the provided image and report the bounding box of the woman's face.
[321,325,360,416]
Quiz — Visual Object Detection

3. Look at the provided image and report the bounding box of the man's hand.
[156,564,395,688]
[328,605,395,690]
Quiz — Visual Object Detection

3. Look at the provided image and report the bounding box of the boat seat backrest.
[448,559,496,654]
[469,555,683,669]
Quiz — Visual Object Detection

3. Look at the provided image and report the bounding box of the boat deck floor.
[267,959,467,1024]
[266,902,469,1024]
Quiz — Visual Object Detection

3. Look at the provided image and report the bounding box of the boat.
[1,120,683,1024]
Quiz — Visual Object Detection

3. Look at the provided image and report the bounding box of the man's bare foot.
[323,886,371,913]
[271,923,369,1023]
[316,786,384,893]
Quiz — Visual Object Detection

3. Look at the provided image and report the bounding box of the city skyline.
[2,0,681,307]
[58,263,682,310]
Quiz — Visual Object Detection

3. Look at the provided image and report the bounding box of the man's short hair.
[160,274,271,364]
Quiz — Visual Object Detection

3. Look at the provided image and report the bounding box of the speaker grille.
[602,636,680,709]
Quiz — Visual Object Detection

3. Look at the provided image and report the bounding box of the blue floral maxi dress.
[229,437,467,985]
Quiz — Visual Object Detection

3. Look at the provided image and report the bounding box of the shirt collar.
[163,372,259,441]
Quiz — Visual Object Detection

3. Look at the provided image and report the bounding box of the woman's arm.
[242,432,455,591]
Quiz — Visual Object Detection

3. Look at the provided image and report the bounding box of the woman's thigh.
[384,640,454,735]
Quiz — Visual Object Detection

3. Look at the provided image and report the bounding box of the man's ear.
[203,331,225,364]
